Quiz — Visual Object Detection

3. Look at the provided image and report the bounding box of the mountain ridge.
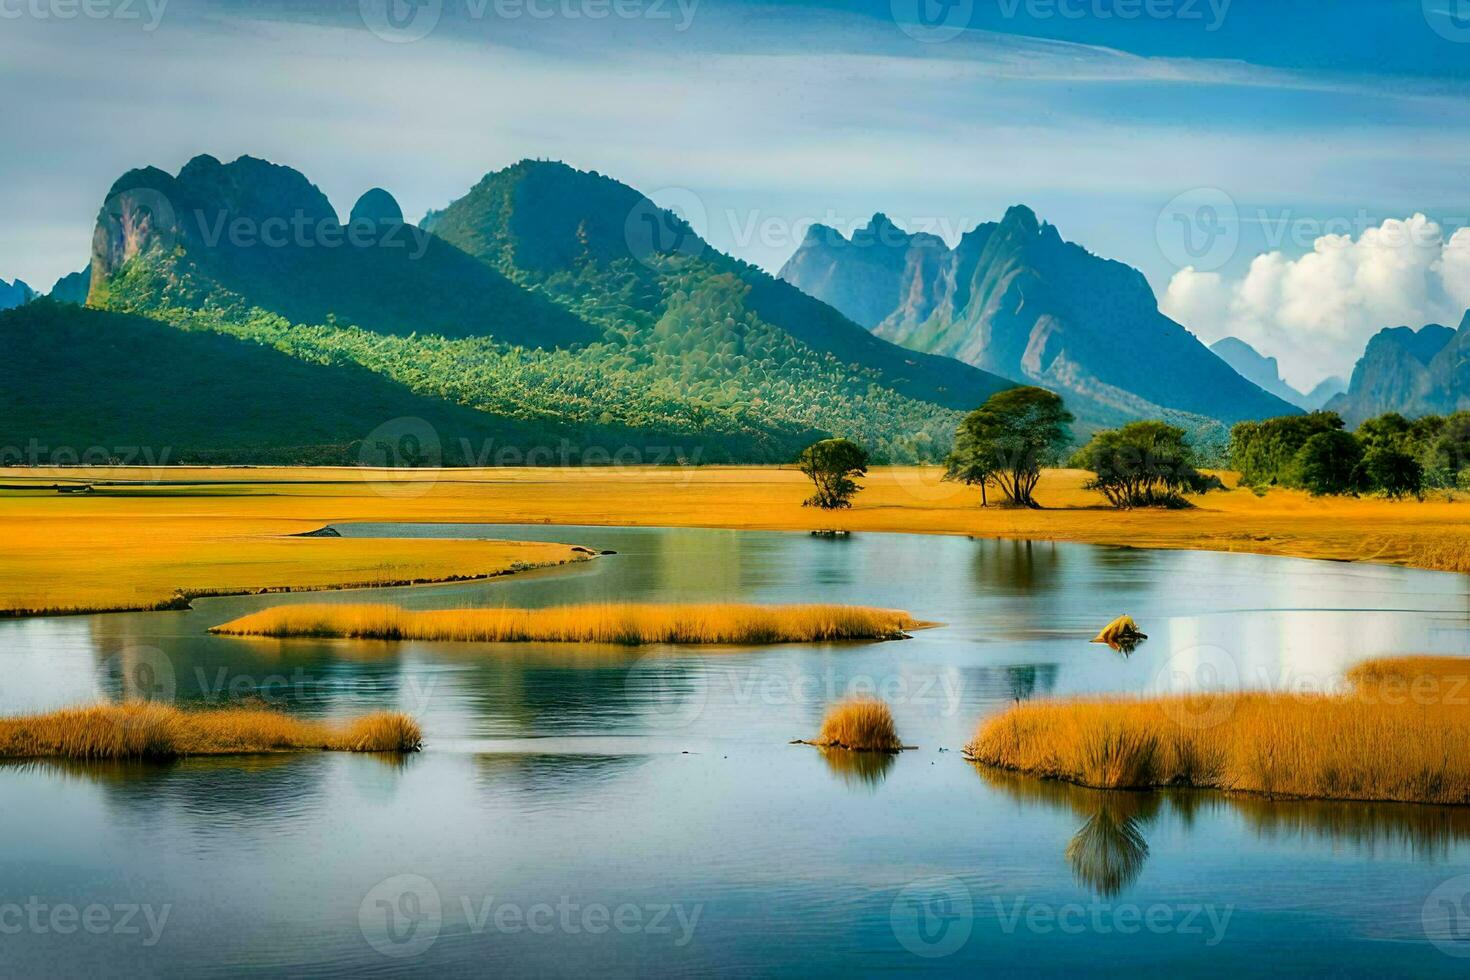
[779,209,1299,427]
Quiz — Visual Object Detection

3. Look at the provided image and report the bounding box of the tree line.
[799,389,1464,509]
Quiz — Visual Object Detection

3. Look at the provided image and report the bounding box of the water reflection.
[818,747,896,790]
[979,766,1470,897]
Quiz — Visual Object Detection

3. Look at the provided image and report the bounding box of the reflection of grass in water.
[1064,806,1150,898]
[819,747,896,789]
[978,763,1470,897]
[1227,795,1470,859]
[212,602,923,646]
[978,768,1154,896]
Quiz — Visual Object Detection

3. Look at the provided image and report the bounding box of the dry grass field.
[0,703,422,760]
[966,655,1470,805]
[210,602,921,645]
[2,464,1466,617]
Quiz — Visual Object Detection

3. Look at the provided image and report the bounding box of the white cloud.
[1162,215,1470,391]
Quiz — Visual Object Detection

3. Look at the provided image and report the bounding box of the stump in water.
[1091,615,1147,653]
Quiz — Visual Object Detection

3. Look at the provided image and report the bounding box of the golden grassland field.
[210,602,922,645]
[0,703,421,760]
[1,465,1468,616]
[966,656,1470,806]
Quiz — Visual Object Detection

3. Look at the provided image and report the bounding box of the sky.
[2,0,1468,388]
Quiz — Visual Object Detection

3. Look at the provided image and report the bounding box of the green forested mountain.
[67,155,1017,464]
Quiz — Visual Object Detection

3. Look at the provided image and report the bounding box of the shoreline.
[3,466,1466,620]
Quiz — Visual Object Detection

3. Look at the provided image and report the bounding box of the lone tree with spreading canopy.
[798,438,869,509]
[1072,421,1220,508]
[944,387,1073,508]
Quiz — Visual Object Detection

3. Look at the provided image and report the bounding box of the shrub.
[1072,421,1217,508]
[1292,430,1363,496]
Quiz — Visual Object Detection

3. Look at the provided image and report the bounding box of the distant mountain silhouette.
[1327,316,1469,425]
[0,277,34,310]
[1210,336,1343,410]
[779,209,1298,426]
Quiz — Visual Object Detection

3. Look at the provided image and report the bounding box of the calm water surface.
[1,525,1468,976]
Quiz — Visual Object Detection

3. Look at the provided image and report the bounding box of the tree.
[1293,430,1363,496]
[1072,421,1218,509]
[1427,412,1470,487]
[798,438,868,509]
[1229,411,1345,487]
[943,387,1073,508]
[1361,446,1423,500]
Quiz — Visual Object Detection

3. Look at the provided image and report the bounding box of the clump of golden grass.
[809,698,904,752]
[965,655,1470,805]
[210,602,922,646]
[0,703,421,760]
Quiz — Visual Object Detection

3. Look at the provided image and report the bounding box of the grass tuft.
[0,703,421,760]
[965,655,1470,805]
[811,698,903,752]
[210,602,923,646]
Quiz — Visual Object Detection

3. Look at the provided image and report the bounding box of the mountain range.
[4,155,1015,465]
[1325,315,1470,425]
[0,278,34,310]
[1208,337,1345,411]
[778,209,1298,427]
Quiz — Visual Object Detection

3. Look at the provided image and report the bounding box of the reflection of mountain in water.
[978,767,1470,897]
[819,747,895,790]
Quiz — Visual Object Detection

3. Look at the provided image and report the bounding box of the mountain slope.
[83,156,1012,462]
[0,300,617,465]
[779,209,1297,426]
[1327,317,1469,425]
[427,160,1014,418]
[90,154,594,348]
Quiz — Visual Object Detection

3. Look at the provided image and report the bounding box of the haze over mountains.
[778,209,1298,427]
[1209,337,1345,411]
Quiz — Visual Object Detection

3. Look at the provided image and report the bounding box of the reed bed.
[966,656,1470,805]
[0,703,422,760]
[210,602,922,646]
[808,698,904,752]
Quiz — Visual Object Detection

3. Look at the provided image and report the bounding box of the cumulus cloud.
[1162,215,1470,391]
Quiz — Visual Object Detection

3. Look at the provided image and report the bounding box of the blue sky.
[2,0,1467,384]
